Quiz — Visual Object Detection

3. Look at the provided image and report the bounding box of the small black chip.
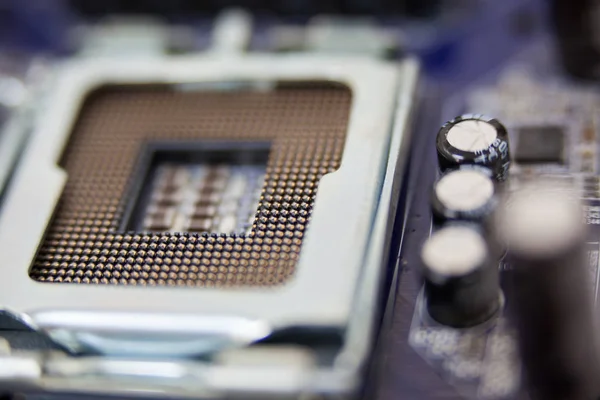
[514,126,566,164]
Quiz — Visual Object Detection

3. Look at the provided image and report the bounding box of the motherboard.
[0,1,597,399]
[378,42,600,398]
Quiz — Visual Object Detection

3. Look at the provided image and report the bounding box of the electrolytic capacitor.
[436,115,511,181]
[431,166,497,225]
[495,184,600,400]
[421,225,501,328]
[551,0,600,79]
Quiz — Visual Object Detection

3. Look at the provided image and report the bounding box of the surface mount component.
[129,147,266,235]
[436,115,511,181]
[514,125,566,165]
[0,54,419,398]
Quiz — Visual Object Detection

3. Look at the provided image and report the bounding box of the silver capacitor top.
[421,225,501,328]
[432,166,497,224]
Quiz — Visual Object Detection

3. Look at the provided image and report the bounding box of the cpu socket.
[0,55,418,398]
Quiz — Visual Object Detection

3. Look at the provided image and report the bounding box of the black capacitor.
[421,225,501,328]
[551,0,600,80]
[495,184,600,400]
[436,115,510,181]
[431,165,497,225]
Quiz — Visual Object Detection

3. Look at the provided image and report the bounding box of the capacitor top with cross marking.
[436,115,511,181]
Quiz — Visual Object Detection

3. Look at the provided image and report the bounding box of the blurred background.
[0,0,565,197]
[0,0,548,85]
[0,0,581,141]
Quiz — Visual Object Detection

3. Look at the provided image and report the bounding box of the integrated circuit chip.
[514,126,566,164]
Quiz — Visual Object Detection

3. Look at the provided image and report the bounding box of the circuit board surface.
[374,42,600,399]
